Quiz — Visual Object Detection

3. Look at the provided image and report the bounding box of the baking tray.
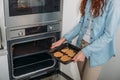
[49,43,80,64]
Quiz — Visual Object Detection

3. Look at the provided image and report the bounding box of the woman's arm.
[51,17,84,49]
[51,37,66,49]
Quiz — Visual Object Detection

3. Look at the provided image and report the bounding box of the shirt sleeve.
[82,1,120,58]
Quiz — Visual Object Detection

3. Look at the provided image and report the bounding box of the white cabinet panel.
[0,50,9,80]
[61,0,81,80]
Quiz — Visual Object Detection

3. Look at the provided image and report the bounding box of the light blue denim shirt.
[64,0,120,67]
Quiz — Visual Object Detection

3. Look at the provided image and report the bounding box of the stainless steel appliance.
[0,0,74,80]
[6,22,73,80]
[0,28,2,49]
[4,0,63,27]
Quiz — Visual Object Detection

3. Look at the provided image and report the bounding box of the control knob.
[18,31,24,36]
[49,26,53,31]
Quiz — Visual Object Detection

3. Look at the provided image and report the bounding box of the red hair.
[80,0,105,18]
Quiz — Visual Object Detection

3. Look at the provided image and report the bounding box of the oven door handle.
[29,71,47,79]
[52,57,57,67]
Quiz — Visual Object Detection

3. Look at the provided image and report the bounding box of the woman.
[51,0,120,80]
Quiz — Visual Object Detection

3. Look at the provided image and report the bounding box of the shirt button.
[91,28,93,31]
[85,26,87,28]
[92,20,94,22]
[90,37,93,39]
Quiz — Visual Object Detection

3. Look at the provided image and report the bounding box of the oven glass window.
[12,37,55,57]
[9,0,60,16]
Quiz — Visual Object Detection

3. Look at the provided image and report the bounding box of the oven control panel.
[7,23,61,40]
[25,23,60,35]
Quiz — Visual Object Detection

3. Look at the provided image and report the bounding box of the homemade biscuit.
[60,55,71,61]
[66,49,74,54]
[54,52,63,57]
[61,48,69,53]
[67,52,76,57]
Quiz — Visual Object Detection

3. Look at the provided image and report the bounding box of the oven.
[6,22,73,80]
[8,36,58,79]
[1,0,74,79]
[3,0,63,27]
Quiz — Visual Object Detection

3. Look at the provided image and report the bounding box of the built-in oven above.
[3,0,63,27]
[9,0,60,16]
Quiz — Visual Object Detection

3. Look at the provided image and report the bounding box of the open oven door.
[29,70,74,80]
[7,32,74,80]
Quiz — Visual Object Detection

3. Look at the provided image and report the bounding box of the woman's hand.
[72,51,85,62]
[51,38,66,49]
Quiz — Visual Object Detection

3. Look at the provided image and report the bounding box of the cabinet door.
[0,50,9,80]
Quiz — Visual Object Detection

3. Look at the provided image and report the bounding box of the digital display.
[25,25,47,35]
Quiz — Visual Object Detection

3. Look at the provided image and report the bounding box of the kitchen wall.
[60,0,81,80]
[61,0,120,80]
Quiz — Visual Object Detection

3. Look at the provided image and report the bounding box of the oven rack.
[13,59,55,76]
[13,50,49,59]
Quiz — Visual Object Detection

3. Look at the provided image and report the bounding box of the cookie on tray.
[60,55,71,62]
[67,52,76,57]
[54,52,63,57]
[61,48,69,53]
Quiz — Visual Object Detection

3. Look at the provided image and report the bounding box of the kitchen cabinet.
[0,49,9,80]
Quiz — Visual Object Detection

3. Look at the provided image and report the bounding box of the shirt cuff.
[63,34,72,43]
[81,48,91,58]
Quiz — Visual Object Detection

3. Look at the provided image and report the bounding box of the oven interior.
[12,37,53,57]
[11,37,57,77]
[13,53,55,76]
